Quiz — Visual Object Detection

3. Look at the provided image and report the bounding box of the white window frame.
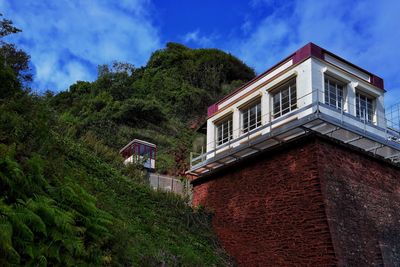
[356,91,374,124]
[272,78,297,119]
[215,116,233,146]
[324,75,345,110]
[241,100,262,134]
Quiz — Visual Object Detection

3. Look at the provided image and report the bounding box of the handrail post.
[341,101,344,123]
[364,109,367,132]
[214,134,216,157]
[269,111,272,136]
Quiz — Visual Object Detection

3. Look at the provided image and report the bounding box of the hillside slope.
[1,17,255,266]
[0,82,233,266]
[49,43,255,175]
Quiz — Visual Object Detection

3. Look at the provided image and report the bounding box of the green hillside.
[0,15,255,266]
[49,42,255,175]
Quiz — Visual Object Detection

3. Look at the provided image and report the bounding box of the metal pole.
[398,105,400,132]
[214,131,216,157]
[269,111,272,135]
[341,100,344,123]
[364,109,366,132]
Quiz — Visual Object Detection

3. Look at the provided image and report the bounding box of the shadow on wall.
[319,142,400,266]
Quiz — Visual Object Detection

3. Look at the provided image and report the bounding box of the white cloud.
[2,0,161,91]
[182,29,214,47]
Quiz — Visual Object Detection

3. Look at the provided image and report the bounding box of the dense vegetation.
[0,14,255,266]
[50,42,254,174]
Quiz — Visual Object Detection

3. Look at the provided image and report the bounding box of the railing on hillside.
[148,173,191,196]
[190,88,400,170]
[386,102,400,133]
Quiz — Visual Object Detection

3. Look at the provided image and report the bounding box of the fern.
[0,218,20,264]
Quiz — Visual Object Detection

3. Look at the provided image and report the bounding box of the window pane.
[325,80,330,104]
[273,78,297,118]
[273,93,280,117]
[243,110,249,132]
[281,88,289,115]
[256,103,262,126]
[139,145,145,156]
[325,77,344,110]
[290,85,297,109]
[242,100,261,133]
[329,84,337,107]
[216,116,233,145]
[337,86,343,110]
[356,92,374,123]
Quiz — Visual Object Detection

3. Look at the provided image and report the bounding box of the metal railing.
[386,102,400,133]
[190,88,400,169]
[148,173,190,196]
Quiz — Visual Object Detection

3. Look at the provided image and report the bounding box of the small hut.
[119,139,156,171]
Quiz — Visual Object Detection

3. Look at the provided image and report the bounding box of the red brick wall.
[192,139,337,266]
[192,137,400,266]
[316,140,400,266]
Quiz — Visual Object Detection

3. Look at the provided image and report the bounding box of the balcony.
[188,89,400,176]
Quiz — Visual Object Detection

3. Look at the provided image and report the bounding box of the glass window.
[139,144,146,156]
[241,100,262,133]
[272,78,297,118]
[325,76,344,110]
[356,92,374,123]
[216,116,233,146]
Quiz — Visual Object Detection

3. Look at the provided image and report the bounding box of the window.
[139,144,146,156]
[325,76,344,110]
[241,100,261,133]
[356,92,374,123]
[135,144,155,159]
[216,116,233,146]
[272,78,297,118]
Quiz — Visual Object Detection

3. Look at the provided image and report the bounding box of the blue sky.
[1,0,400,106]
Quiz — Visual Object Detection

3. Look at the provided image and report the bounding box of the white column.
[261,91,270,124]
[376,95,386,128]
[314,66,326,110]
[206,119,215,153]
[347,82,357,116]
[232,108,241,139]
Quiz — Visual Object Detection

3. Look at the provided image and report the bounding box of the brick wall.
[192,139,337,266]
[192,136,400,266]
[317,140,400,266]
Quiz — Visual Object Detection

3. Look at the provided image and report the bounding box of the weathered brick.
[191,136,400,266]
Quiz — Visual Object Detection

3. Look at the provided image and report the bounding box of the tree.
[0,13,21,38]
[0,14,32,84]
[0,57,20,98]
[0,43,32,82]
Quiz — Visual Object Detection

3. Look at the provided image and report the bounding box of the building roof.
[119,139,156,153]
[207,42,384,118]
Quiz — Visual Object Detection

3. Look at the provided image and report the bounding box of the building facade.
[188,43,400,266]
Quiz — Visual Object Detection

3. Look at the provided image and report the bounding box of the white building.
[120,139,156,170]
[189,43,400,176]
